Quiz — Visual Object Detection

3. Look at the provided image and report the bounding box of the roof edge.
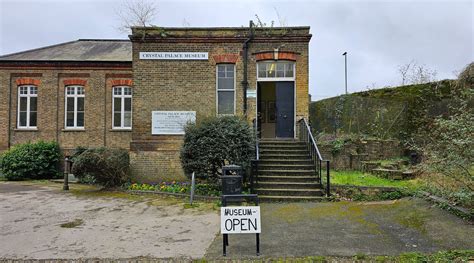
[0,39,131,60]
[130,26,310,30]
[0,40,79,59]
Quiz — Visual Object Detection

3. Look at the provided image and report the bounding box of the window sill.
[110,128,132,132]
[62,128,86,132]
[14,128,38,132]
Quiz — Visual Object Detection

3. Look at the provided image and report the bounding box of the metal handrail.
[298,118,331,196]
[250,119,259,193]
[301,118,323,160]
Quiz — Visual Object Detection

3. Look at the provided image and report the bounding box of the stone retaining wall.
[319,139,403,170]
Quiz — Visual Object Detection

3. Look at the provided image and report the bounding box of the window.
[112,86,132,129]
[65,86,85,129]
[217,64,235,115]
[258,61,294,79]
[17,85,37,128]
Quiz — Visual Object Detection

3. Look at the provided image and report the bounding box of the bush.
[0,141,61,180]
[71,147,130,188]
[180,116,255,182]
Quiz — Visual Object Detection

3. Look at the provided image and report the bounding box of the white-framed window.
[17,85,38,128]
[257,61,295,81]
[65,86,85,129]
[216,64,235,115]
[112,86,132,129]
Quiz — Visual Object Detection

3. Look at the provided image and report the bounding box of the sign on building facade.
[139,52,208,60]
[151,111,196,135]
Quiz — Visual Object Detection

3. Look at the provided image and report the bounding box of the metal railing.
[298,118,331,196]
[250,119,259,193]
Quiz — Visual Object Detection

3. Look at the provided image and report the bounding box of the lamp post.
[342,52,348,95]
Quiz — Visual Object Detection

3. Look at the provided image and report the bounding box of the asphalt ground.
[1,182,472,260]
[205,199,474,259]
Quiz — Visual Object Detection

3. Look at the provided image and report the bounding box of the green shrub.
[180,116,255,183]
[71,147,130,188]
[0,141,61,180]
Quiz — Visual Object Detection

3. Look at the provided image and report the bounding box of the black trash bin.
[221,165,243,196]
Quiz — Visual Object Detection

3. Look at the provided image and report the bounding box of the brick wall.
[0,67,132,156]
[130,27,311,182]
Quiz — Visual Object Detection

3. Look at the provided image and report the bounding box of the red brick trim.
[63,79,87,86]
[213,54,239,64]
[255,51,298,61]
[111,79,133,86]
[278,52,298,61]
[16,78,41,86]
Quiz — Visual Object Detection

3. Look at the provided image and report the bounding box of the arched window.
[65,86,85,129]
[112,86,132,129]
[17,85,37,128]
[257,61,295,80]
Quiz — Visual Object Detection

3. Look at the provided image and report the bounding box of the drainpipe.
[7,76,12,148]
[242,20,254,116]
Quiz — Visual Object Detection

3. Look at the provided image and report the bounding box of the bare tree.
[115,0,158,34]
[409,64,437,84]
[273,7,287,27]
[182,18,191,27]
[398,60,437,85]
[398,60,414,86]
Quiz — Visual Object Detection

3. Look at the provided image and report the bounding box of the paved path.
[1,182,473,260]
[205,199,474,259]
[0,182,220,260]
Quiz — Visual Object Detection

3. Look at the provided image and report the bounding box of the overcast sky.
[1,0,472,100]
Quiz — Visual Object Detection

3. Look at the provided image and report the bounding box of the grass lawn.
[329,170,420,189]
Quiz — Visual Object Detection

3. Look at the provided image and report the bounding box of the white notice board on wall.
[151,111,196,135]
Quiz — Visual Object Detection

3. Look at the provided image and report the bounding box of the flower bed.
[128,181,221,197]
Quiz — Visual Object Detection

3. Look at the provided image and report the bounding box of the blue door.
[276,82,294,138]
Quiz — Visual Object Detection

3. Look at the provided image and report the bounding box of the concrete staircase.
[256,139,324,201]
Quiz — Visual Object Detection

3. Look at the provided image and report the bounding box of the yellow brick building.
[0,25,312,182]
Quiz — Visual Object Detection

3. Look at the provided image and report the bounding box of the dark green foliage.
[330,138,346,155]
[0,141,61,180]
[180,116,255,182]
[71,147,130,188]
[413,63,474,205]
[310,80,456,141]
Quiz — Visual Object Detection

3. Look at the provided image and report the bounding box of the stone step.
[257,175,318,182]
[255,188,324,196]
[259,169,316,176]
[258,195,328,202]
[257,182,321,189]
[260,149,309,155]
[258,164,316,170]
[259,140,301,144]
[259,145,307,150]
[259,154,311,160]
[258,159,314,165]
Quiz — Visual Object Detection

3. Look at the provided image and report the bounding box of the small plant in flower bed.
[128,181,221,196]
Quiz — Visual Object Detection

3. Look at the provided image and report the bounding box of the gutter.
[242,20,254,116]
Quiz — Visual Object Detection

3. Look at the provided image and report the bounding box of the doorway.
[257,81,295,139]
